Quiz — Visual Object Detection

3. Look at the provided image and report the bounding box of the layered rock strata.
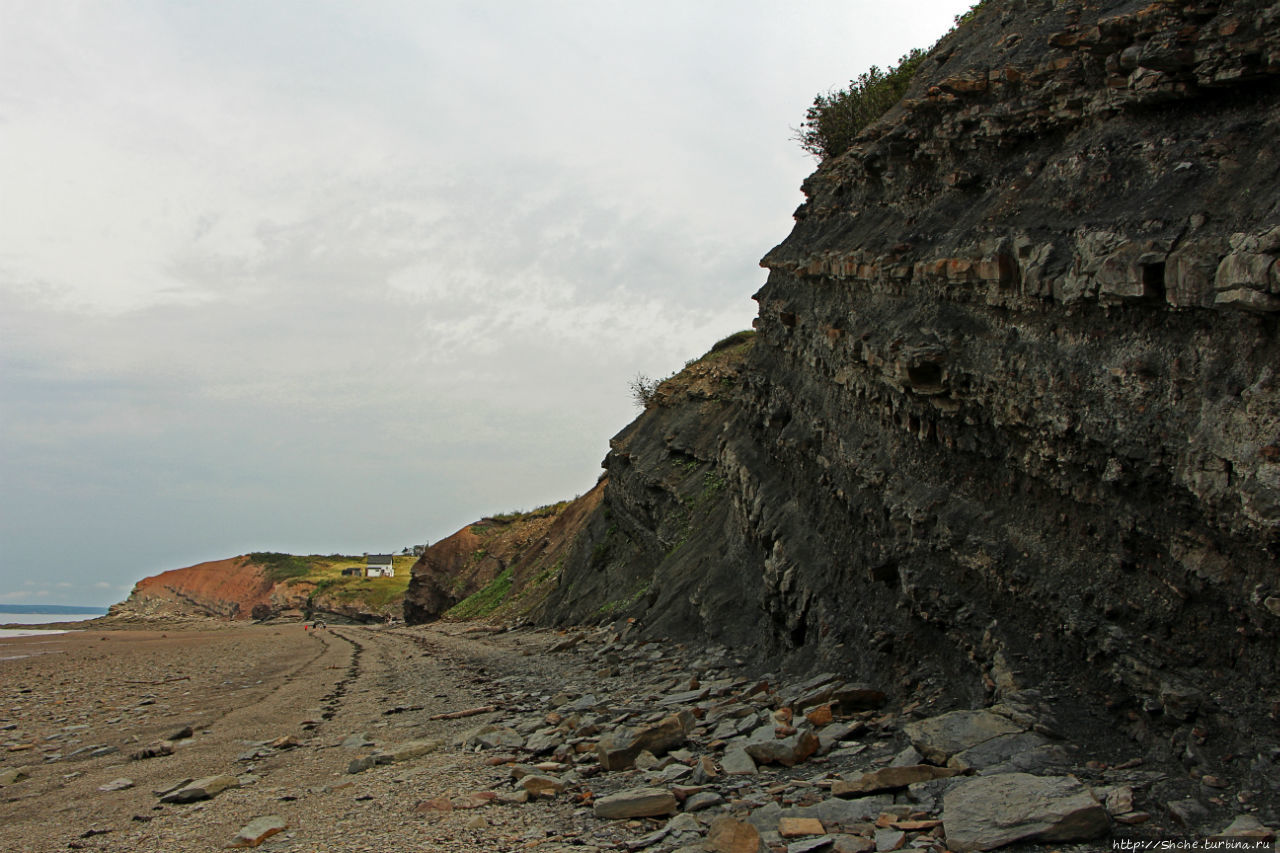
[537,0,1280,767]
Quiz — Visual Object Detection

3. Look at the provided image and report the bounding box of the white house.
[365,554,395,578]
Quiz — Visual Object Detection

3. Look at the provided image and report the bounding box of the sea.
[0,606,108,638]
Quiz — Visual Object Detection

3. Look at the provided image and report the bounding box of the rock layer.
[534,0,1280,765]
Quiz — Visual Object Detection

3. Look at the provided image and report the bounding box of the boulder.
[596,714,689,770]
[941,773,1109,851]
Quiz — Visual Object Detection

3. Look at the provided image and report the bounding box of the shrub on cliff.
[795,48,926,161]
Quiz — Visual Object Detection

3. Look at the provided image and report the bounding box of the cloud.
[0,0,969,605]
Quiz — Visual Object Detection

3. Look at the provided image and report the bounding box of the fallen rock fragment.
[593,787,678,819]
[941,772,1109,851]
[706,815,765,853]
[228,815,288,848]
[744,727,819,767]
[904,711,1022,765]
[873,828,905,851]
[97,777,134,792]
[129,741,175,761]
[721,747,758,776]
[158,774,240,804]
[0,766,32,786]
[832,764,962,796]
[596,714,689,770]
[779,817,826,837]
[518,774,566,798]
[348,739,441,772]
[1213,815,1276,840]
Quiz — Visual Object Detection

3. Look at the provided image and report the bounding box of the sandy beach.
[0,621,590,852]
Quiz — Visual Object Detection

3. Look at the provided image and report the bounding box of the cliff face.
[110,557,277,621]
[535,0,1280,755]
[111,555,407,622]
[402,487,603,624]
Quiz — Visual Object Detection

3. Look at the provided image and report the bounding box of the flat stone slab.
[832,764,962,796]
[594,787,678,820]
[904,710,1022,764]
[228,815,288,848]
[942,772,1109,851]
[158,773,240,804]
[721,747,758,775]
[948,732,1051,771]
[706,815,764,853]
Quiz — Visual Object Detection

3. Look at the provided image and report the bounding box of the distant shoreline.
[0,604,110,615]
[0,612,106,628]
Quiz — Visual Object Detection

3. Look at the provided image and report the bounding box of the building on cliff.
[365,554,395,578]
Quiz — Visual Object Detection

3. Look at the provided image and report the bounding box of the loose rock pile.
[401,625,1274,852]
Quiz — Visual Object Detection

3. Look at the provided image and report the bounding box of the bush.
[629,373,662,409]
[248,552,312,582]
[795,48,926,162]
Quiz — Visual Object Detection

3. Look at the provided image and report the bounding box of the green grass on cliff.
[795,1,990,161]
[246,553,414,613]
[249,552,313,582]
[445,567,514,620]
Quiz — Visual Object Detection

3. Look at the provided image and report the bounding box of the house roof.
[366,554,395,565]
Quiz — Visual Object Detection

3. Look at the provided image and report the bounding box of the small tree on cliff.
[795,48,926,161]
[629,373,661,409]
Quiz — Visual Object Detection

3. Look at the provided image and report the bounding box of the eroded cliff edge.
[537,0,1279,751]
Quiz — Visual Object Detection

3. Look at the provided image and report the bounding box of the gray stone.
[1167,798,1210,828]
[888,746,923,767]
[341,732,372,749]
[903,711,1022,764]
[1213,815,1276,840]
[947,732,1051,771]
[978,744,1073,776]
[817,722,861,755]
[466,725,525,750]
[523,731,561,755]
[744,728,819,767]
[941,773,1109,851]
[347,754,377,774]
[721,747,758,776]
[789,837,836,853]
[685,790,726,811]
[873,829,905,851]
[594,787,678,819]
[97,777,134,792]
[786,796,894,828]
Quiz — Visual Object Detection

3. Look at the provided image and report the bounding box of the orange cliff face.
[110,556,277,620]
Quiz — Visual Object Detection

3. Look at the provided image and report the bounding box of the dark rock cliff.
[533,0,1280,767]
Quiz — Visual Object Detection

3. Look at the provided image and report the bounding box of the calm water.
[0,613,102,638]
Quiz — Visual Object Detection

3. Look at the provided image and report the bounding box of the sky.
[0,0,968,607]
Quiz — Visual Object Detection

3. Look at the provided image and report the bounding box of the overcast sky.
[0,0,967,607]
